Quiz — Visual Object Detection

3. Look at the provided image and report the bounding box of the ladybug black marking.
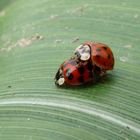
[68,73,73,80]
[75,52,81,58]
[103,46,107,50]
[94,66,101,73]
[66,69,73,80]
[78,66,85,74]
[87,62,93,71]
[96,55,101,59]
[78,76,84,83]
[89,71,93,78]
[108,54,111,59]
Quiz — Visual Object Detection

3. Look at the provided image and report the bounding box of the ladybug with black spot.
[75,41,115,75]
[55,58,98,86]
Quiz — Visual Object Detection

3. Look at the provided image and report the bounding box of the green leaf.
[0,0,140,139]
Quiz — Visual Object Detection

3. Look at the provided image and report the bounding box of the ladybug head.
[54,67,65,86]
[74,44,91,61]
[55,59,79,86]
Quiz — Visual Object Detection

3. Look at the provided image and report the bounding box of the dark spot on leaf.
[72,37,79,43]
[126,126,130,129]
[8,85,12,88]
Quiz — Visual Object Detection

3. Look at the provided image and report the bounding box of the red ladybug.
[55,58,96,86]
[55,41,114,86]
[75,41,114,72]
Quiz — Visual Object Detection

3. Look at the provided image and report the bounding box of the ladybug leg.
[93,65,106,77]
[99,69,106,76]
[93,65,101,75]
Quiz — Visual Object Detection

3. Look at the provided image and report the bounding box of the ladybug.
[75,41,114,71]
[55,58,97,86]
[54,41,114,86]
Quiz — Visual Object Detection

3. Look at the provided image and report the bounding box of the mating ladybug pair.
[55,41,114,86]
